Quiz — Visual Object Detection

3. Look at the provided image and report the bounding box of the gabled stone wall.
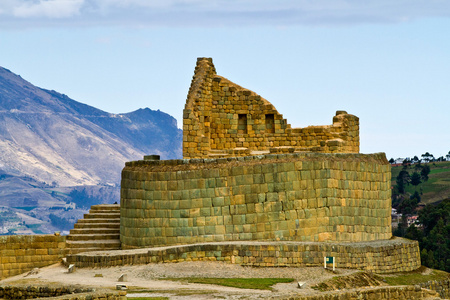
[183,58,359,159]
[120,152,391,249]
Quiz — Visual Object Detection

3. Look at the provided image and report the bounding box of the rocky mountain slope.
[0,66,182,234]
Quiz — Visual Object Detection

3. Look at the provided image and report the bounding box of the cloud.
[0,0,84,19]
[1,0,450,27]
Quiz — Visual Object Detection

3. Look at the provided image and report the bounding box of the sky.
[0,0,449,160]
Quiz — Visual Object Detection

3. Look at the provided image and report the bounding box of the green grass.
[382,267,449,286]
[162,277,295,290]
[391,161,450,204]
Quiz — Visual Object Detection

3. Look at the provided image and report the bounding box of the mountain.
[0,66,182,186]
[0,66,182,234]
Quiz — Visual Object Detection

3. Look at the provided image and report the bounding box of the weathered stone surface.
[183,58,360,159]
[0,284,126,300]
[120,152,391,248]
[68,238,420,274]
[0,235,67,280]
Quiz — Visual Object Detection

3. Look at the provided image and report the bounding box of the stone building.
[183,58,359,159]
[120,58,394,249]
[0,58,425,282]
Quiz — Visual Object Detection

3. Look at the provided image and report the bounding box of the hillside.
[0,66,182,234]
[391,161,450,204]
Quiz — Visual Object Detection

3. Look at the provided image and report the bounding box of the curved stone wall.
[120,152,391,249]
[68,238,420,274]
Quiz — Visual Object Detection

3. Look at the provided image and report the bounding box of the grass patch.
[382,267,449,286]
[312,272,384,292]
[391,162,450,204]
[162,277,294,290]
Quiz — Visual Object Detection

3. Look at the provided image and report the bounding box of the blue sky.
[0,0,449,160]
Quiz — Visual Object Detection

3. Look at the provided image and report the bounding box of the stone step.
[66,247,111,255]
[83,212,120,219]
[66,233,120,241]
[77,218,120,224]
[89,210,120,215]
[208,149,227,153]
[74,222,120,229]
[90,204,120,211]
[208,153,229,157]
[68,203,121,251]
[66,239,121,249]
[69,228,120,235]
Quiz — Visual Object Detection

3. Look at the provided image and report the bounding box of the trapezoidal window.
[265,114,274,133]
[238,114,248,134]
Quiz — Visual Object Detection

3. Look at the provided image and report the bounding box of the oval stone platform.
[66,237,420,274]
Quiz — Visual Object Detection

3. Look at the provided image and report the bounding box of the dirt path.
[1,261,358,299]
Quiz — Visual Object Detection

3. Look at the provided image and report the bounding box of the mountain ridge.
[0,65,182,234]
[0,65,182,187]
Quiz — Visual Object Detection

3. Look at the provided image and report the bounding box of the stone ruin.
[119,58,406,254]
[0,58,435,299]
[183,58,359,158]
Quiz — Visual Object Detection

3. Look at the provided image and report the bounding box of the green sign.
[326,256,334,263]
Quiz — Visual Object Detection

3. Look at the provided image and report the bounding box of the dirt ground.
[1,261,358,299]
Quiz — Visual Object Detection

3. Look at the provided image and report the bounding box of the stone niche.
[120,152,391,248]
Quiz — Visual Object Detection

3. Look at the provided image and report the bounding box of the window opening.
[265,114,274,133]
[238,114,248,134]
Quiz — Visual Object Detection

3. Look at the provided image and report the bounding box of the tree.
[410,172,421,190]
[389,158,395,164]
[420,165,430,182]
[405,223,423,241]
[426,250,436,269]
[393,215,408,237]
[421,152,434,163]
[396,170,410,194]
[446,151,450,161]
[413,156,420,163]
[397,195,419,215]
[416,199,450,272]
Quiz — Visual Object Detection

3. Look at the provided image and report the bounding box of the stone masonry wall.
[280,286,439,300]
[120,152,391,249]
[183,58,359,159]
[68,238,420,274]
[0,235,66,280]
[420,279,450,299]
[0,285,126,300]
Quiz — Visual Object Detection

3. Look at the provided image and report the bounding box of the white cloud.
[10,0,84,18]
[1,0,450,26]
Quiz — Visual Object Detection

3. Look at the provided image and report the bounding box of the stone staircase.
[66,204,121,254]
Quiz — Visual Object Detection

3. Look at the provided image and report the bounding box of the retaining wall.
[275,285,439,300]
[121,152,392,248]
[0,284,126,300]
[67,238,420,274]
[0,235,66,280]
[420,279,450,299]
